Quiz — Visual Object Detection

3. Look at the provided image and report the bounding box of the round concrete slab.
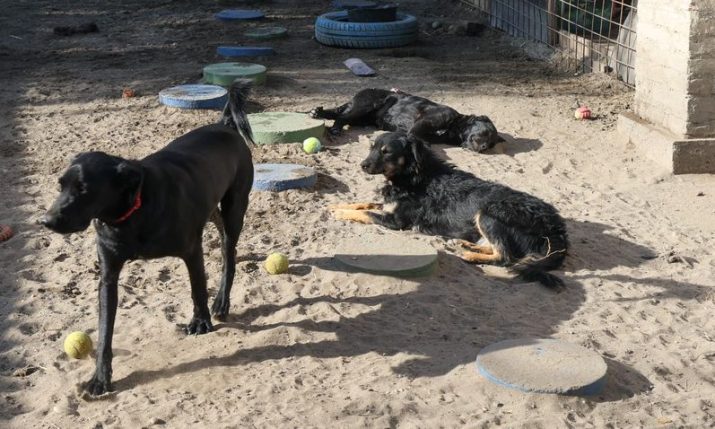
[253,163,317,191]
[476,338,607,396]
[217,46,275,57]
[245,26,288,40]
[215,9,264,21]
[158,84,227,109]
[248,112,325,145]
[335,233,438,277]
[203,62,267,86]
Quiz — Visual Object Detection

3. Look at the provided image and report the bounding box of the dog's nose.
[360,162,369,172]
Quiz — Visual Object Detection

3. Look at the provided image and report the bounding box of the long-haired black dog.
[330,132,568,289]
[40,80,255,397]
[310,88,504,152]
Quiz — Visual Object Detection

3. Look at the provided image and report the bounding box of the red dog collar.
[115,190,142,223]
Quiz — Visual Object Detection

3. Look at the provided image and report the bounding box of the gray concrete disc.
[476,338,607,396]
[335,233,437,277]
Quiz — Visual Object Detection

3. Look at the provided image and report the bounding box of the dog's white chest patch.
[383,201,398,213]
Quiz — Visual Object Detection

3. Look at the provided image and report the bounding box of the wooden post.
[547,0,559,46]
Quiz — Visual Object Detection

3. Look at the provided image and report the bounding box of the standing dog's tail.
[510,234,568,291]
[221,79,255,145]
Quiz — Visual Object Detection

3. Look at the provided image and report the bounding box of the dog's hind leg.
[211,187,250,320]
[314,92,388,134]
[455,239,494,254]
[184,245,213,335]
[461,250,501,263]
[209,207,224,232]
[459,212,510,265]
[310,103,350,120]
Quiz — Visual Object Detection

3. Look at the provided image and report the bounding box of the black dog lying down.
[310,88,504,152]
[330,132,568,289]
[41,81,255,397]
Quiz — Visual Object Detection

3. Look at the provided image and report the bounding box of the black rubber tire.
[315,11,418,43]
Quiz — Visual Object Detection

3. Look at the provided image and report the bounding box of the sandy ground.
[1,0,714,428]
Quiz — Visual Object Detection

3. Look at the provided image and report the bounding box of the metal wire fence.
[462,0,637,87]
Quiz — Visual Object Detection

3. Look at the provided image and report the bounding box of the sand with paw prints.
[1,0,714,428]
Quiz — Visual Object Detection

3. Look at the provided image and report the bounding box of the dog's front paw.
[328,203,382,211]
[333,209,375,224]
[185,317,214,335]
[211,296,230,321]
[332,209,350,221]
[82,374,113,398]
[328,127,343,136]
[309,107,324,119]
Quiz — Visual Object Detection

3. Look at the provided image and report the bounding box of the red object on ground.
[575,106,592,120]
[0,224,13,242]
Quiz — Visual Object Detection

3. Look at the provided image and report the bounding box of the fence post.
[547,0,559,46]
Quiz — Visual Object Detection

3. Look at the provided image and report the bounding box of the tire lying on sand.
[315,11,418,48]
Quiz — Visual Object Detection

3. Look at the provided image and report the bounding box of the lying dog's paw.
[328,203,382,211]
[82,374,113,398]
[332,209,350,221]
[211,296,230,321]
[328,127,342,136]
[185,317,214,335]
[332,209,375,224]
[309,107,324,119]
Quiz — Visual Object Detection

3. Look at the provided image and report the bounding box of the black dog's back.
[139,125,253,228]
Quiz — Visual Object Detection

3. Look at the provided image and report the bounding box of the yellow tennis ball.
[302,137,321,154]
[64,331,93,359]
[264,252,289,274]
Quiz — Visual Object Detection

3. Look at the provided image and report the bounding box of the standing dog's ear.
[115,161,144,192]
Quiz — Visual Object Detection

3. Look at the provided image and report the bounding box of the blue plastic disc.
[217,46,276,57]
[215,9,265,21]
[476,338,607,396]
[253,163,317,192]
[158,84,227,110]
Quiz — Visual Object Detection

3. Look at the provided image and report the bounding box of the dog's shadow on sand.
[497,133,543,156]
[112,217,680,402]
[408,133,543,162]
[314,172,350,194]
[564,219,657,272]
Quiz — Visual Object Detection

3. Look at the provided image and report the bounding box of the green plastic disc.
[248,112,325,145]
[245,26,288,40]
[203,62,267,86]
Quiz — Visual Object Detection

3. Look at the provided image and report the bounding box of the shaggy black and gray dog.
[310,88,504,152]
[330,132,568,289]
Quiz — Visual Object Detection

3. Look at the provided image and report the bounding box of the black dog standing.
[311,88,504,152]
[41,81,255,397]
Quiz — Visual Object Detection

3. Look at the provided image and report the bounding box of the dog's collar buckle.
[115,190,142,223]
